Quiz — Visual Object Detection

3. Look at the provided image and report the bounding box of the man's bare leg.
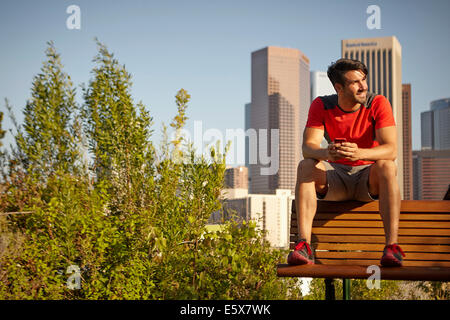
[295,159,328,243]
[368,160,401,245]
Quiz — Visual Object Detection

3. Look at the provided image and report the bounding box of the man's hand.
[334,142,363,162]
[326,142,345,161]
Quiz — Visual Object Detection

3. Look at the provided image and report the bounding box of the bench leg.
[325,278,335,300]
[343,279,351,300]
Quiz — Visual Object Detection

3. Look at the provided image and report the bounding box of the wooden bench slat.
[311,220,450,229]
[277,264,450,280]
[313,259,450,268]
[290,243,450,252]
[315,251,450,261]
[290,235,450,245]
[312,200,450,213]
[291,227,450,236]
[292,213,450,221]
[313,243,450,253]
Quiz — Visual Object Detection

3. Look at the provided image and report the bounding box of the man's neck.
[338,96,361,112]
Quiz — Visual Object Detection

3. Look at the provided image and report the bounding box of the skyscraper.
[224,166,248,189]
[402,84,413,200]
[421,98,450,150]
[415,97,450,200]
[248,46,310,194]
[342,36,404,199]
[413,149,450,200]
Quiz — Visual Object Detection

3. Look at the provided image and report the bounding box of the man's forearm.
[302,144,329,161]
[355,143,397,161]
[303,142,397,163]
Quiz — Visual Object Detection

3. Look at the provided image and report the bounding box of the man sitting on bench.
[288,58,405,267]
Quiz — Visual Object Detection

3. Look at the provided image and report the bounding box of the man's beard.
[353,90,367,104]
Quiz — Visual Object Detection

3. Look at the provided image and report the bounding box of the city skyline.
[1,0,450,164]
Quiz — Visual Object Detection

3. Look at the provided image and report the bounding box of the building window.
[372,50,376,93]
[377,50,381,95]
[388,49,392,105]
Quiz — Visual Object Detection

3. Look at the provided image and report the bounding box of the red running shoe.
[380,243,405,267]
[287,239,315,265]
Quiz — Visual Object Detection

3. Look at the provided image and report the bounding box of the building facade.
[421,98,450,151]
[342,36,404,199]
[413,149,450,200]
[402,84,413,200]
[248,46,310,195]
[224,166,248,189]
[216,189,293,248]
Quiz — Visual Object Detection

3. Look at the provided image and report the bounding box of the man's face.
[338,70,368,104]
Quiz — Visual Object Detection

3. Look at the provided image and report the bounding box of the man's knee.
[297,158,317,174]
[297,159,325,181]
[372,160,397,179]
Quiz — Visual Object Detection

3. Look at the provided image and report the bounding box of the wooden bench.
[277,200,450,299]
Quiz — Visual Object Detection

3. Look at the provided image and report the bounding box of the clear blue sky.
[1,0,449,165]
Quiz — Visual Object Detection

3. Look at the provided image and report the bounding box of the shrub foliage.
[0,41,300,299]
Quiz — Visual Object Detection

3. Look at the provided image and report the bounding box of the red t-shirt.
[305,93,396,166]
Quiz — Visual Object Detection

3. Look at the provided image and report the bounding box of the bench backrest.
[290,200,450,267]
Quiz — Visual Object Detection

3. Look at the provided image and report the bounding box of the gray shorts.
[317,161,378,202]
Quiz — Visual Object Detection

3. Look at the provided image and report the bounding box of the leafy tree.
[82,39,156,214]
[14,41,79,180]
[0,42,80,217]
[0,40,301,300]
[0,173,114,299]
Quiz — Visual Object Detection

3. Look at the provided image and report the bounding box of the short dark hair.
[327,59,368,86]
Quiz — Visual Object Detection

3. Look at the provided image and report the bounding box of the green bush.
[0,41,300,300]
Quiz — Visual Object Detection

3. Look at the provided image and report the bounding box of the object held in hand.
[334,138,347,144]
